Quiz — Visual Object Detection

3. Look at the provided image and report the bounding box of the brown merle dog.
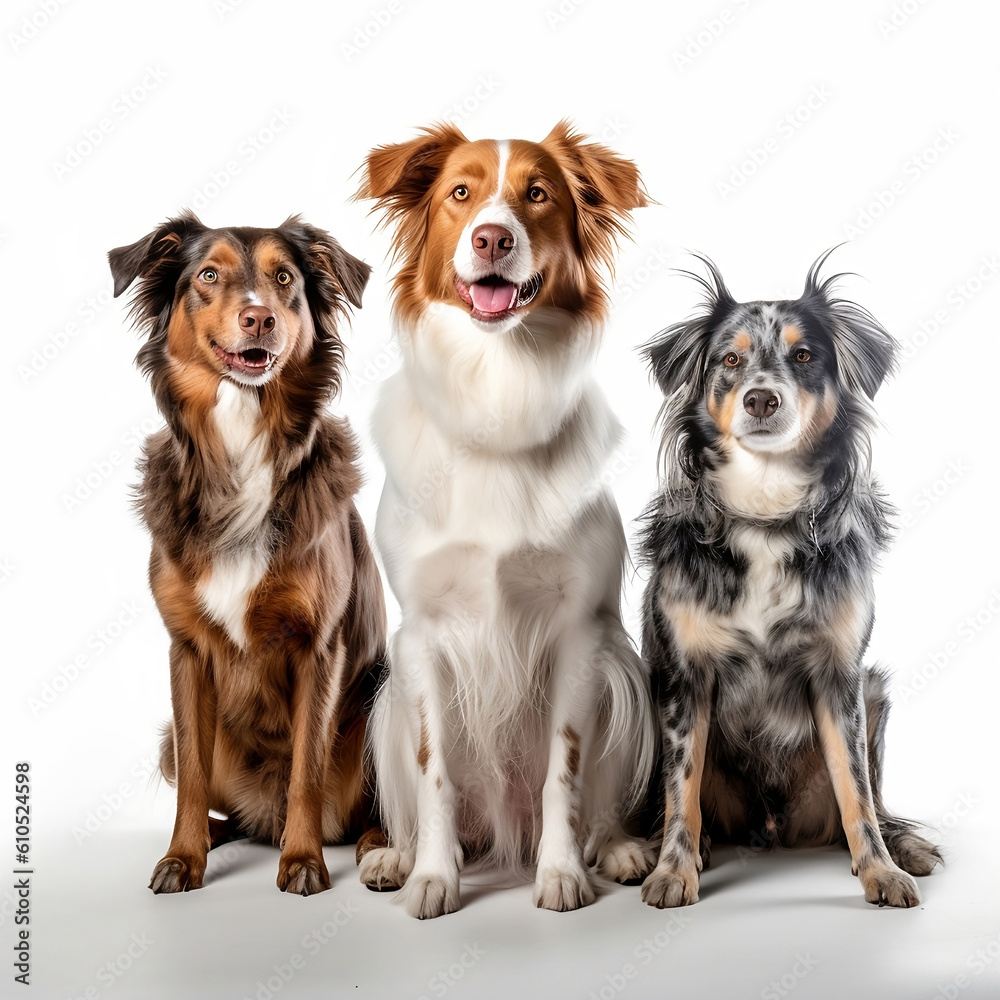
[109,212,387,895]
[638,252,940,908]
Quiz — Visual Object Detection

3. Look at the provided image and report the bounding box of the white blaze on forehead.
[491,140,509,202]
[453,139,534,283]
[245,291,263,306]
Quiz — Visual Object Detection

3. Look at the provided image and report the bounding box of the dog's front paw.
[359,846,410,892]
[399,871,460,919]
[858,864,920,908]
[149,854,205,894]
[533,862,596,911]
[276,853,331,896]
[640,862,700,908]
[595,836,658,885]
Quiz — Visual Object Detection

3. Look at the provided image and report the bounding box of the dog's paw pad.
[359,846,408,892]
[597,836,658,885]
[860,865,920,908]
[400,872,460,919]
[277,855,330,896]
[533,863,596,911]
[640,864,699,908]
[149,855,204,894]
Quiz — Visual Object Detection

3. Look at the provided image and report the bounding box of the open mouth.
[455,273,543,323]
[211,342,277,377]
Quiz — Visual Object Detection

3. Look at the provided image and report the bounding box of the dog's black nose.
[238,305,276,338]
[743,388,780,418]
[472,224,515,263]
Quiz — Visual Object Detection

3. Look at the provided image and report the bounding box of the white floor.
[25,814,1000,1000]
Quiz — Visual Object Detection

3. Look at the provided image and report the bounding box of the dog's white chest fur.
[728,525,801,639]
[197,381,273,648]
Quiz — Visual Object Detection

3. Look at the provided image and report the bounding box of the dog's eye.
[795,349,811,363]
[200,269,218,284]
[452,185,469,201]
[528,186,547,203]
[724,352,741,367]
[276,270,292,286]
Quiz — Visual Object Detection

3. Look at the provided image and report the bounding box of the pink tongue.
[469,282,516,314]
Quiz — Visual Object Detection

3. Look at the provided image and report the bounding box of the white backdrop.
[3,1,999,998]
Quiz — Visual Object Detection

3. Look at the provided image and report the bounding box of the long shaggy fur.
[637,253,941,909]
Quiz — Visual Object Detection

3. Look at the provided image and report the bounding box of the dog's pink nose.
[238,305,276,338]
[472,224,515,263]
[743,389,780,418]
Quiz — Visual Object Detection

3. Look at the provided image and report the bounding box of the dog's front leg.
[533,623,605,912]
[277,636,346,896]
[395,623,462,919]
[150,640,215,893]
[813,679,920,907]
[641,631,711,908]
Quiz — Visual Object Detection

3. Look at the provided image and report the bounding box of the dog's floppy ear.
[109,211,204,299]
[108,212,205,330]
[801,250,897,400]
[542,119,649,270]
[279,216,371,312]
[643,256,735,399]
[355,123,467,260]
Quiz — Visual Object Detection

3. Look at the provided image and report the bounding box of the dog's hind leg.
[864,667,942,877]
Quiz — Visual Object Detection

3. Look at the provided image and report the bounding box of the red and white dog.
[356,122,657,917]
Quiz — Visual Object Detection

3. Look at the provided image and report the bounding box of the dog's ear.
[802,251,898,400]
[108,212,205,330]
[643,256,735,398]
[355,123,467,259]
[280,216,371,312]
[542,119,649,270]
[109,211,204,299]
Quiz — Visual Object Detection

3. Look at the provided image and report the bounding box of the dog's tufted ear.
[643,256,735,399]
[108,212,205,315]
[355,123,468,260]
[542,120,649,271]
[801,250,898,400]
[279,216,371,313]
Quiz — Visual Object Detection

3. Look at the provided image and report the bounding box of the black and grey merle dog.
[637,252,940,909]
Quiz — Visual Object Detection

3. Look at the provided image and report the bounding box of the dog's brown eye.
[200,269,218,284]
[276,270,292,285]
[724,352,740,367]
[795,349,811,363]
[452,185,469,201]
[528,186,547,203]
